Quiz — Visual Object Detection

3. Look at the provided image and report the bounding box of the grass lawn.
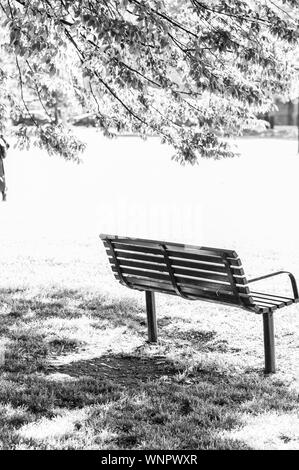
[0,132,298,450]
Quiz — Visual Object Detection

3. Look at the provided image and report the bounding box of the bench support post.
[263,312,276,374]
[145,291,157,342]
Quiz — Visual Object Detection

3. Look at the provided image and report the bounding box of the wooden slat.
[253,299,289,307]
[252,296,293,308]
[105,241,161,255]
[111,260,246,284]
[113,274,254,308]
[116,259,168,273]
[172,268,247,285]
[106,246,225,266]
[120,277,174,293]
[167,250,241,267]
[107,241,226,264]
[122,270,248,294]
[252,298,284,307]
[112,266,169,282]
[119,276,240,304]
[107,250,165,264]
[107,251,245,276]
[166,266,229,283]
[104,242,242,267]
[171,258,245,276]
[104,240,231,263]
[101,234,238,257]
[252,298,279,307]
[112,267,236,292]
[114,271,249,295]
[176,278,249,294]
[250,291,293,302]
[113,259,228,280]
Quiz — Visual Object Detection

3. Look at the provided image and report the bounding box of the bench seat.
[251,292,298,313]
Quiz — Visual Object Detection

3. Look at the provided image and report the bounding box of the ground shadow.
[45,354,180,386]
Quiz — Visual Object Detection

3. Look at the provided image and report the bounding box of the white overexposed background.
[1,130,299,254]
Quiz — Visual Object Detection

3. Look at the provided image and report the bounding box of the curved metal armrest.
[248,271,299,300]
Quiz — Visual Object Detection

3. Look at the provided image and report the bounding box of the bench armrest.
[248,271,299,300]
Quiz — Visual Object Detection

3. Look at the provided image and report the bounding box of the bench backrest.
[101,235,255,308]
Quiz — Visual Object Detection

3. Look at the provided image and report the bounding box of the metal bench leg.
[263,312,276,374]
[145,291,157,342]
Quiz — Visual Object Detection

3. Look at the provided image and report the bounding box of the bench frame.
[101,234,298,375]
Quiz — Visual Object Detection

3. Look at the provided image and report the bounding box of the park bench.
[100,234,298,374]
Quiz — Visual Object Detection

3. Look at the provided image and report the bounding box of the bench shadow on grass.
[0,287,298,450]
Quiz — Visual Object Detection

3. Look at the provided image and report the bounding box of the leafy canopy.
[0,0,298,163]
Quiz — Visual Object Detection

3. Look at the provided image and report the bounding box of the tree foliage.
[0,0,298,163]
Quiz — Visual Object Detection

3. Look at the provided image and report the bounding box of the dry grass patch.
[220,411,299,450]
